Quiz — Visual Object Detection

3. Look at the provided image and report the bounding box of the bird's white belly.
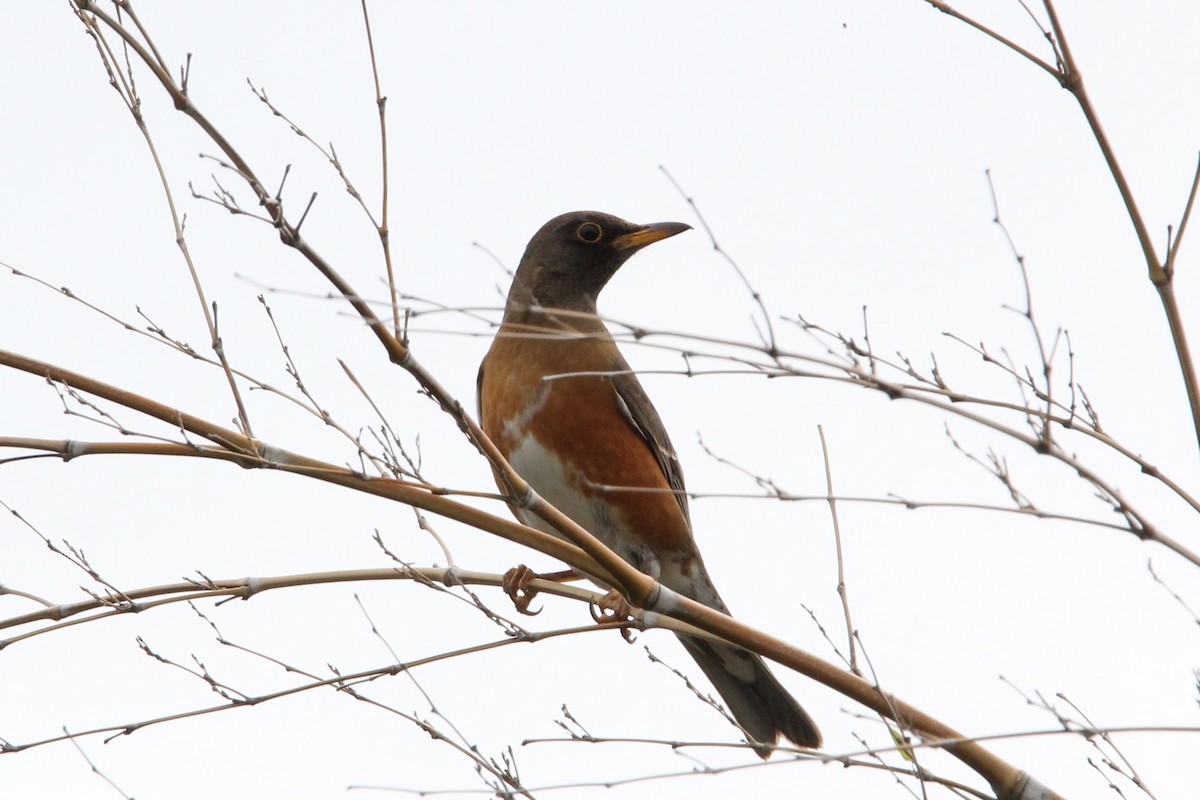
[507,434,607,536]
[506,433,659,578]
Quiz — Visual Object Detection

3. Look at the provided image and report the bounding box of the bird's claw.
[591,589,637,643]
[501,564,543,616]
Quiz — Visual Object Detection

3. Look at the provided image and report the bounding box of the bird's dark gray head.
[506,211,690,314]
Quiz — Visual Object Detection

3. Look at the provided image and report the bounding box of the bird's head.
[506,211,691,314]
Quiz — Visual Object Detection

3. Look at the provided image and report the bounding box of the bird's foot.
[591,589,637,643]
[501,565,580,616]
[501,565,542,615]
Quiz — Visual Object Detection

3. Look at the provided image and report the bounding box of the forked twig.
[926,0,1200,454]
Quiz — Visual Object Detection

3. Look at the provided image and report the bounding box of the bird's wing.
[475,358,487,423]
[611,368,692,529]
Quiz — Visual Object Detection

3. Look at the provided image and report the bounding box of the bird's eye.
[576,222,603,243]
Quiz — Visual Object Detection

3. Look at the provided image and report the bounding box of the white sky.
[2,2,1199,798]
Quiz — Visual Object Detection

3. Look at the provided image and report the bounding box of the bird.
[477,210,821,757]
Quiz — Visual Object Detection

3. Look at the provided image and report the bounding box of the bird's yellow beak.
[612,221,692,252]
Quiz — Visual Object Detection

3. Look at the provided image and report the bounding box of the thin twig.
[659,165,779,356]
[357,0,399,339]
[818,425,859,676]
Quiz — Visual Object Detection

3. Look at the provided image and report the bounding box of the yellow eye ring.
[576,222,603,243]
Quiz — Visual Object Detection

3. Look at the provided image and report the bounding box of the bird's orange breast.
[480,324,692,555]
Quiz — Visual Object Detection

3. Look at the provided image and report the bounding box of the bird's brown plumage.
[477,211,821,756]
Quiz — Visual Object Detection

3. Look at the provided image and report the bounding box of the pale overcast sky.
[2,3,1198,799]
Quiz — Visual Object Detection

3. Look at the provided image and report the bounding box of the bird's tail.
[677,633,822,758]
